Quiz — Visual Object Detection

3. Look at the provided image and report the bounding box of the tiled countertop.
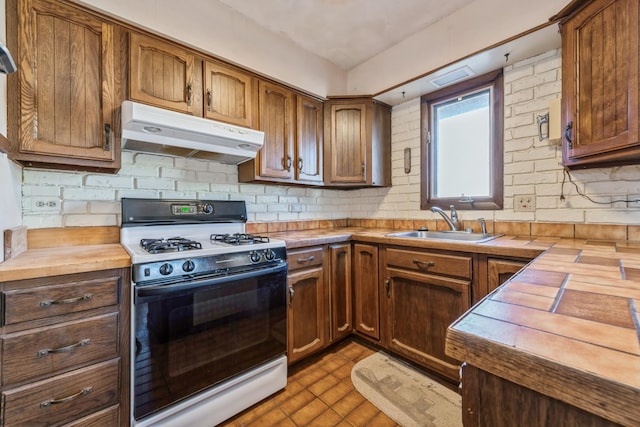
[269,228,640,426]
[3,226,640,425]
[446,239,640,427]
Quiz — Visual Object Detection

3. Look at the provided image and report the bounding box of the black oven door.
[133,263,287,421]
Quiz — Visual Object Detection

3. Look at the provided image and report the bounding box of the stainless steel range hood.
[121,101,264,165]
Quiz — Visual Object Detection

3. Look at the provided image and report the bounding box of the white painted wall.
[347,0,568,96]
[0,0,22,257]
[71,0,347,97]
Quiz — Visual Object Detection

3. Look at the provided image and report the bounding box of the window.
[420,70,503,210]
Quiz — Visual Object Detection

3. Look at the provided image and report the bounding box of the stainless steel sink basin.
[386,230,500,243]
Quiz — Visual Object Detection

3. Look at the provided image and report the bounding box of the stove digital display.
[171,204,197,215]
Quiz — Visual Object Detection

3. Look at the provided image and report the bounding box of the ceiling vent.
[431,66,474,88]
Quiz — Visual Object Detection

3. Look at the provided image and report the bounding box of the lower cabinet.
[461,364,620,427]
[487,258,528,293]
[0,268,130,426]
[352,243,380,341]
[287,246,327,364]
[382,247,472,382]
[329,243,352,342]
[287,243,354,364]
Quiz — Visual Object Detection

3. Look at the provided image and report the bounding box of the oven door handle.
[135,263,288,298]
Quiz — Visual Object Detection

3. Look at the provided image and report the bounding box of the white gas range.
[120,198,288,427]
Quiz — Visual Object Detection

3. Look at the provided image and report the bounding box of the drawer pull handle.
[413,259,435,268]
[297,256,315,264]
[40,294,93,307]
[40,386,93,408]
[37,338,91,357]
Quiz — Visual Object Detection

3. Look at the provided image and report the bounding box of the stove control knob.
[182,260,196,272]
[159,263,174,275]
[264,249,276,261]
[201,204,214,214]
[249,251,262,263]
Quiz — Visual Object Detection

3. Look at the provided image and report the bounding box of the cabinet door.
[257,81,295,179]
[353,244,380,340]
[326,102,368,184]
[296,95,324,184]
[287,267,326,364]
[487,258,527,294]
[16,0,117,164]
[329,243,352,342]
[385,268,470,381]
[562,0,640,166]
[129,32,195,114]
[203,61,253,127]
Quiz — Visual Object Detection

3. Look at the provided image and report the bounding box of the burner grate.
[210,233,270,245]
[140,237,203,254]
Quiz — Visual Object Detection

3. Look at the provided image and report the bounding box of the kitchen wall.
[15,49,640,228]
[0,0,22,253]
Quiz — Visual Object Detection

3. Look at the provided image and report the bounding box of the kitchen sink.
[386,230,501,243]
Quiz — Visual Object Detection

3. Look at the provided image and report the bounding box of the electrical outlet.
[31,197,60,212]
[628,195,640,208]
[514,195,536,212]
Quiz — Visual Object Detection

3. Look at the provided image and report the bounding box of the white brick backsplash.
[24,169,83,186]
[84,174,134,188]
[63,201,89,214]
[89,201,120,214]
[63,214,118,227]
[135,177,175,190]
[176,181,210,191]
[131,152,175,167]
[117,164,159,177]
[63,187,116,200]
[161,168,198,180]
[23,214,63,228]
[17,49,640,228]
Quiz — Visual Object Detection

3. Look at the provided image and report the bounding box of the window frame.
[420,69,504,211]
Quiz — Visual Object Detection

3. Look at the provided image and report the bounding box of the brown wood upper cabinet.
[129,32,255,127]
[239,85,324,185]
[6,0,122,172]
[324,97,391,187]
[129,32,196,115]
[203,61,254,127]
[559,0,640,167]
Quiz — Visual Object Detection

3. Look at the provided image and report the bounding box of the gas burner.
[140,237,203,254]
[211,233,270,245]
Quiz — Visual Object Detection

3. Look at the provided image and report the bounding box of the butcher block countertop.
[0,226,130,281]
[269,228,640,426]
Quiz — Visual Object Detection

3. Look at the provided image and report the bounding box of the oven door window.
[134,266,287,420]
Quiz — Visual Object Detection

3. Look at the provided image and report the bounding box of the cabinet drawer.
[288,247,324,271]
[61,405,119,427]
[386,248,472,280]
[2,313,119,385]
[3,276,119,325]
[2,358,119,427]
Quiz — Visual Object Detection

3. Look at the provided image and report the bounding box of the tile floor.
[220,340,401,426]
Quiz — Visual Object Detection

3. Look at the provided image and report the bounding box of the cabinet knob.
[207,90,212,111]
[298,157,303,172]
[288,286,294,306]
[385,278,391,297]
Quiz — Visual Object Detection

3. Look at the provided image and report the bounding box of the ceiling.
[217,0,476,71]
[217,0,562,104]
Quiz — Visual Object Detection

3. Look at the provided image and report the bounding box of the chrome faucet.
[430,205,461,231]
